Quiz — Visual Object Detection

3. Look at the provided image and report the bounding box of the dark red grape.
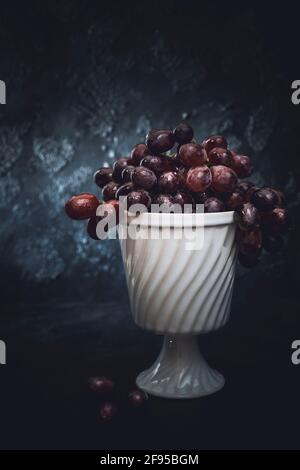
[250,187,279,211]
[234,202,260,231]
[140,155,172,175]
[126,190,151,210]
[238,252,260,268]
[202,135,227,153]
[115,182,134,199]
[94,167,113,188]
[210,165,238,193]
[102,181,120,201]
[208,147,233,167]
[262,234,284,253]
[131,143,150,165]
[260,207,289,234]
[204,197,225,213]
[121,165,135,183]
[186,166,212,193]
[158,171,179,194]
[132,166,157,190]
[128,389,148,407]
[99,402,117,421]
[237,227,263,256]
[112,158,129,182]
[88,376,114,394]
[231,154,253,178]
[173,191,194,210]
[65,193,100,220]
[146,129,175,154]
[178,143,207,167]
[173,123,194,144]
[87,216,102,240]
[225,189,245,211]
[152,194,177,212]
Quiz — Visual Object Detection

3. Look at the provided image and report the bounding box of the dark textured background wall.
[1,0,299,304]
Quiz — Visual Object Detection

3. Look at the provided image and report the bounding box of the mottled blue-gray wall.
[0,0,299,303]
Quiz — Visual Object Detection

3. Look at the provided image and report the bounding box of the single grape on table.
[65,122,289,268]
[99,402,117,421]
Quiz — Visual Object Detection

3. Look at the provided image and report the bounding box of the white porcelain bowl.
[119,211,237,398]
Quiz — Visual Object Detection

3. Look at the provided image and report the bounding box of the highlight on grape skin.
[64,193,100,220]
[64,123,289,267]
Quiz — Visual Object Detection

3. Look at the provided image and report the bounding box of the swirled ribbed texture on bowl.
[119,212,237,334]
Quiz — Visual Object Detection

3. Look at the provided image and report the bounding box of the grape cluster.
[65,123,289,268]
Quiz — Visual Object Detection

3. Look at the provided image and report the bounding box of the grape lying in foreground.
[65,122,289,268]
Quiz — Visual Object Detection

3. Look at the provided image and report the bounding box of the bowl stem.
[136,334,225,399]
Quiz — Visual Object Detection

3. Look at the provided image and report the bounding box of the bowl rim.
[122,210,235,227]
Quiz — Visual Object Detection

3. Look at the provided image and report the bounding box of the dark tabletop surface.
[0,292,299,450]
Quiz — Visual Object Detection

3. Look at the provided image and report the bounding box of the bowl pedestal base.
[136,335,225,399]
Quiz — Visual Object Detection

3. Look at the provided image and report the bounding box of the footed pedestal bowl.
[119,211,237,399]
